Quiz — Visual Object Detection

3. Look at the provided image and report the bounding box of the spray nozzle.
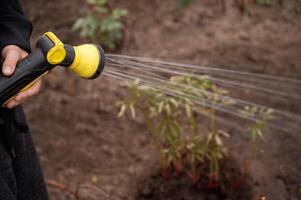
[38,32,105,79]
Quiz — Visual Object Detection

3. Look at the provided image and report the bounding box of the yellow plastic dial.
[44,32,66,65]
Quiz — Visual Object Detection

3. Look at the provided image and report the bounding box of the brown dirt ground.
[22,0,301,199]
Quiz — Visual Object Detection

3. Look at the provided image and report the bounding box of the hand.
[1,45,42,109]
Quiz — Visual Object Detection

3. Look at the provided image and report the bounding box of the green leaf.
[129,104,136,118]
[88,0,107,6]
[170,98,179,108]
[72,19,84,30]
[215,135,223,146]
[177,0,193,8]
[158,101,164,113]
[165,103,171,115]
[185,103,192,118]
[112,9,128,19]
[95,6,108,13]
[218,130,230,138]
[257,129,264,140]
[118,104,126,118]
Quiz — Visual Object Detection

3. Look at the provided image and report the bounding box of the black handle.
[0,49,52,105]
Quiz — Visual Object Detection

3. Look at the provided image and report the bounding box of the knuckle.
[29,88,38,96]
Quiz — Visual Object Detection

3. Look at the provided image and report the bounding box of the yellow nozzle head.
[41,32,105,79]
[69,44,105,79]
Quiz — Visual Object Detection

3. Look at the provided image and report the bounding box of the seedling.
[240,106,274,152]
[118,75,273,186]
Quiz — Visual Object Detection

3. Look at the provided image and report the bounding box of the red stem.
[230,159,251,190]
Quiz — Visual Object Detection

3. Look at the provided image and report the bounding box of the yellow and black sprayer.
[0,32,105,105]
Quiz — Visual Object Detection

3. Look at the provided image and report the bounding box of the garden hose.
[0,32,105,106]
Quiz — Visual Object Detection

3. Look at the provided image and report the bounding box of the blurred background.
[22,0,301,200]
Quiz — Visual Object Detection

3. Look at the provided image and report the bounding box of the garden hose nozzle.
[0,32,105,106]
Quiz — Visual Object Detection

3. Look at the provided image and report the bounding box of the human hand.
[1,45,42,109]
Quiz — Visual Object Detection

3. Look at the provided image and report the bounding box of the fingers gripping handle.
[0,49,51,105]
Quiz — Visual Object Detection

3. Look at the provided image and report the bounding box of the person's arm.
[0,0,41,109]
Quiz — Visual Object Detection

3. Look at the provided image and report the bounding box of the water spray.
[104,54,301,133]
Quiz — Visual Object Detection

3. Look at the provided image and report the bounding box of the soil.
[21,0,301,200]
[135,157,253,200]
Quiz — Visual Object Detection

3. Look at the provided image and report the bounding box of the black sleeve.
[0,0,33,53]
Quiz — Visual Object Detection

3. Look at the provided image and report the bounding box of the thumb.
[2,49,21,76]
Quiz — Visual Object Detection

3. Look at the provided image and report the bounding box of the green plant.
[118,75,273,185]
[240,106,274,150]
[256,0,272,6]
[236,0,272,15]
[177,0,193,8]
[73,0,127,49]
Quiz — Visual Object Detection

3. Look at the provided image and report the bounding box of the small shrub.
[118,75,273,185]
[177,0,193,8]
[73,0,127,49]
[236,0,272,14]
[240,106,274,152]
[256,0,272,6]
